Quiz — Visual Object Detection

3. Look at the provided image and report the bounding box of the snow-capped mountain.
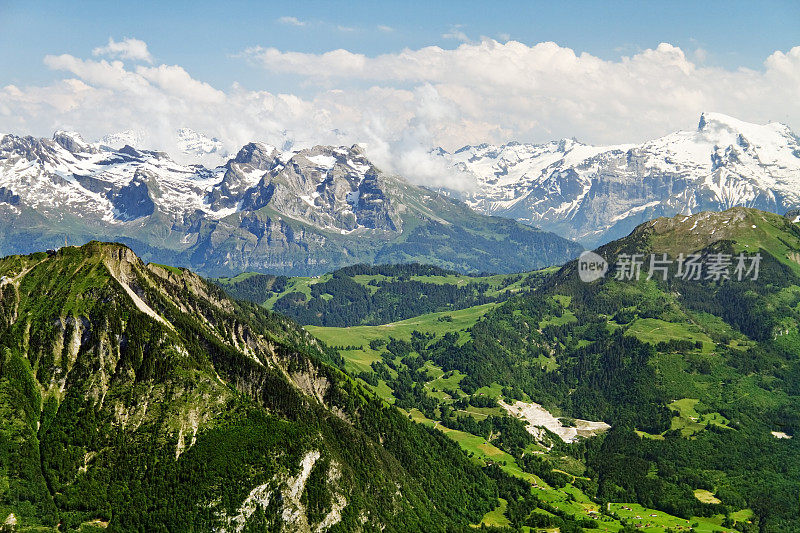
[0,131,224,224]
[437,113,800,246]
[0,131,580,275]
[101,128,229,166]
[175,127,228,164]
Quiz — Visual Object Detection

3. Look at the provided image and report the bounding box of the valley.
[3,6,799,532]
[223,207,800,532]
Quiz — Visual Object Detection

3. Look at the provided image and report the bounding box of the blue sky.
[2,0,798,90]
[0,0,798,179]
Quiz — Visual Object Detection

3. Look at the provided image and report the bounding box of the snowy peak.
[232,142,278,169]
[0,131,404,235]
[101,129,146,150]
[698,112,789,135]
[175,127,227,163]
[238,143,398,232]
[205,142,279,211]
[693,112,796,151]
[100,128,229,166]
[53,130,97,154]
[0,131,227,224]
[695,111,748,132]
[0,129,582,277]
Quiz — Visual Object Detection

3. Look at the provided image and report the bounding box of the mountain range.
[3,112,798,277]
[437,113,800,246]
[0,132,580,276]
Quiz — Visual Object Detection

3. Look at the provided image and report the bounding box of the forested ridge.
[215,263,540,327]
[307,209,800,532]
[0,243,502,531]
[4,208,800,532]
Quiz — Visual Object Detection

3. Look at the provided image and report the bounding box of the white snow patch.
[307,154,336,169]
[300,195,317,208]
[347,159,370,174]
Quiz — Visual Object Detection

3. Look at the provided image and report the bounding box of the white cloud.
[2,38,800,191]
[377,25,394,33]
[136,64,225,103]
[337,25,356,33]
[278,16,306,27]
[92,37,153,63]
[243,39,800,147]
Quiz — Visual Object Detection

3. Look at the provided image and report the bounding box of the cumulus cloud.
[92,37,153,63]
[136,64,225,103]
[1,38,799,190]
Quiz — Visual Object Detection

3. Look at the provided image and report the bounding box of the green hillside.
[4,207,799,532]
[0,243,505,532]
[304,208,800,532]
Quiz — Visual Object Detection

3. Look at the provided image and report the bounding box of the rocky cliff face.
[437,113,800,246]
[239,144,401,232]
[0,131,580,275]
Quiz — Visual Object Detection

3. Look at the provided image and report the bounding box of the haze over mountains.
[437,113,800,246]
